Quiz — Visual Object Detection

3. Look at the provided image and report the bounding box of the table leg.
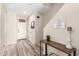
[45,43,48,56]
[68,54,71,56]
[73,50,76,56]
[40,41,41,56]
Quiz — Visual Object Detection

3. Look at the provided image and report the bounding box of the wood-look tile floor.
[0,39,40,56]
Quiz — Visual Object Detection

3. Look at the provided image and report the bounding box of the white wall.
[5,10,17,45]
[0,3,1,52]
[1,4,7,45]
[44,3,79,56]
[28,12,43,45]
[35,13,43,45]
[28,13,36,45]
[1,4,17,45]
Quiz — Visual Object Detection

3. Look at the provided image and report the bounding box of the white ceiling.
[6,3,52,17]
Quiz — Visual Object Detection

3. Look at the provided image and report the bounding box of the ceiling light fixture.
[24,11,26,14]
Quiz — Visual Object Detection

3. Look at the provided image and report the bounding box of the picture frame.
[31,21,35,29]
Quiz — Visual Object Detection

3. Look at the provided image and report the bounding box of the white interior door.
[17,19,26,39]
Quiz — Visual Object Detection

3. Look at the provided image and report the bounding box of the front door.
[17,19,26,39]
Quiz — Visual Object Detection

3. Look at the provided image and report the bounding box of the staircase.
[43,3,64,28]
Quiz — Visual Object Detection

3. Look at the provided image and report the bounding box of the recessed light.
[24,11,26,14]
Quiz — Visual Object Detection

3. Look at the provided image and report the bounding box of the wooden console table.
[40,40,76,56]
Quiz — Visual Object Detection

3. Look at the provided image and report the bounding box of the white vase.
[66,31,72,49]
[66,41,72,49]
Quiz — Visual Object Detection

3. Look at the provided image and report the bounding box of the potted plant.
[46,35,51,41]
